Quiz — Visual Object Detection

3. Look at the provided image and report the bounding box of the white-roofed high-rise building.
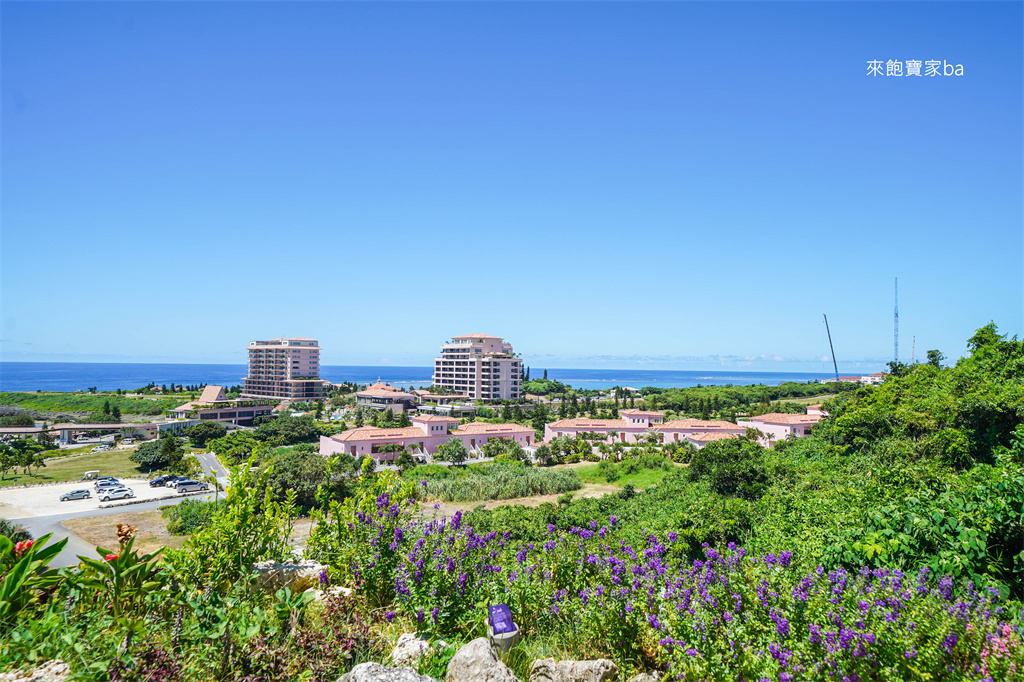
[431,334,522,403]
[242,337,325,401]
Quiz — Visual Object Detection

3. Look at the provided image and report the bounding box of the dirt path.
[63,509,187,556]
[418,482,620,519]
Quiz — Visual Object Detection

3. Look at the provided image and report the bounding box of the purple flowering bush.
[309,473,1024,680]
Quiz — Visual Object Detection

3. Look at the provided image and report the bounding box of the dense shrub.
[689,437,769,500]
[161,499,223,535]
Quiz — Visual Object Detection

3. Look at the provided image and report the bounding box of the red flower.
[14,539,33,555]
[105,553,119,561]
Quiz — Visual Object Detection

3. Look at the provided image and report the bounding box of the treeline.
[641,380,856,413]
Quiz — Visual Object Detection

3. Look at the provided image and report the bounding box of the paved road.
[7,491,217,568]
[194,449,229,479]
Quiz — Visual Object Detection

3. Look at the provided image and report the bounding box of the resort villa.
[432,334,522,402]
[355,382,418,413]
[167,385,273,426]
[544,409,746,447]
[737,412,824,447]
[319,415,535,461]
[242,337,325,402]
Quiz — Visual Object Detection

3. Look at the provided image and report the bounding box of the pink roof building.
[736,412,823,448]
[544,412,745,444]
[319,418,534,461]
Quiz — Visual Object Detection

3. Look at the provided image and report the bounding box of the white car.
[98,487,134,502]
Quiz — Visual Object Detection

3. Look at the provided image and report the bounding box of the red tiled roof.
[659,419,743,431]
[358,388,415,399]
[620,409,663,417]
[747,413,822,425]
[329,426,427,442]
[547,418,629,429]
[687,432,742,443]
[412,415,458,422]
[454,422,532,435]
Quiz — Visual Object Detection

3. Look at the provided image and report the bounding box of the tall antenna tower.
[894,278,899,363]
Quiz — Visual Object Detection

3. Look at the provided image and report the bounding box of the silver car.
[98,487,134,502]
[60,489,91,502]
[175,480,210,494]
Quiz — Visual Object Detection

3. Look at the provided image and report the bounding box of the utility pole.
[894,278,899,363]
[824,314,840,383]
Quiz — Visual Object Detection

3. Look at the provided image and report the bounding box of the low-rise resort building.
[167,385,273,426]
[319,414,535,461]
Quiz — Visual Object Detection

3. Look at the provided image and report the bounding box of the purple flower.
[609,515,618,526]
[385,611,396,622]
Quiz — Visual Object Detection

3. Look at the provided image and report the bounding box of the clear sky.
[2,1,1021,373]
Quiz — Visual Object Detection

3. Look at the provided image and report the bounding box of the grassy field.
[571,463,673,489]
[0,448,147,488]
[0,391,190,416]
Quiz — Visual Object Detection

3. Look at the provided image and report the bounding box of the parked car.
[175,480,210,494]
[149,475,173,487]
[98,487,134,502]
[60,489,91,502]
[94,480,121,491]
[164,476,190,487]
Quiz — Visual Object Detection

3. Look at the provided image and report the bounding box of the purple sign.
[487,604,516,634]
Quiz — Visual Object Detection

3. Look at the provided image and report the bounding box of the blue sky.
[2,1,1021,373]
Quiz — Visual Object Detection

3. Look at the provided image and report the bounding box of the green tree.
[185,421,228,447]
[254,415,321,445]
[689,437,769,501]
[396,452,417,471]
[0,444,15,480]
[207,431,260,465]
[263,447,329,512]
[926,349,945,368]
[435,437,468,466]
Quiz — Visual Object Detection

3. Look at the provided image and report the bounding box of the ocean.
[0,362,839,393]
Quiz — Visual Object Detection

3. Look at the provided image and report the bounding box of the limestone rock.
[391,633,433,667]
[0,660,71,682]
[529,658,618,682]
[338,663,438,682]
[446,638,518,682]
[252,559,327,593]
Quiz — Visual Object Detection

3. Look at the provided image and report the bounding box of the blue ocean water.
[1,362,838,393]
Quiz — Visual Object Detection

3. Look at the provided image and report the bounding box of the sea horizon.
[0,360,850,393]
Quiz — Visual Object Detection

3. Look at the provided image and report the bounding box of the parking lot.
[0,478,204,518]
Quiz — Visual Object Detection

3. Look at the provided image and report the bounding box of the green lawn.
[571,463,672,489]
[0,448,147,488]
